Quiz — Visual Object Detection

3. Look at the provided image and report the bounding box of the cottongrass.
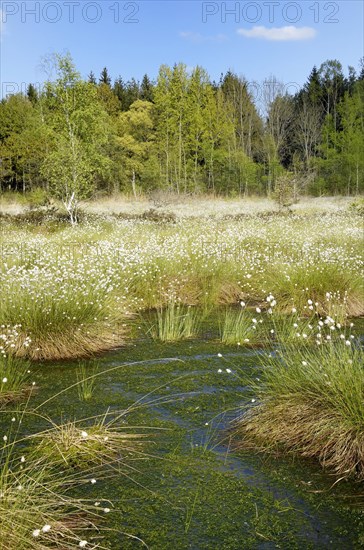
[0,281,125,361]
[219,304,262,346]
[234,338,364,480]
[266,264,364,319]
[0,327,33,406]
[1,411,151,549]
[0,357,157,549]
[0,355,32,407]
[1,208,363,359]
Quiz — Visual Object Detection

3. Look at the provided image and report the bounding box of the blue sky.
[0,1,363,98]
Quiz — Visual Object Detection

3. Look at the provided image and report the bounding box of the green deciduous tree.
[337,84,364,194]
[0,94,50,192]
[115,99,157,195]
[40,53,111,223]
[1,55,363,200]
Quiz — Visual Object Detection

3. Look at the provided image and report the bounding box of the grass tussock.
[0,454,107,550]
[12,325,123,361]
[0,368,155,549]
[0,353,32,407]
[0,327,34,407]
[234,341,364,479]
[219,306,261,346]
[1,206,363,358]
[267,264,364,318]
[30,416,149,470]
[76,361,98,401]
[0,277,127,360]
[147,303,202,342]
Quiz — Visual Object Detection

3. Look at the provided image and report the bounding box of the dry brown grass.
[11,326,125,361]
[0,387,33,408]
[80,194,355,219]
[217,282,244,305]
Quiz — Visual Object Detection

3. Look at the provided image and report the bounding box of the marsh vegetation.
[0,197,363,548]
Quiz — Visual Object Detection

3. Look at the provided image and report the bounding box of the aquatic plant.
[76,361,98,401]
[147,303,202,342]
[0,355,158,549]
[0,327,33,406]
[219,303,262,346]
[0,444,108,549]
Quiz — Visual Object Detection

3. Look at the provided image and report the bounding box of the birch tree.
[40,53,110,223]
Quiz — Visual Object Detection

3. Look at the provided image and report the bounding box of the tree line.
[1,53,363,214]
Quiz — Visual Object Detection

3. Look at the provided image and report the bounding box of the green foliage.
[76,361,97,401]
[236,339,364,479]
[1,54,363,200]
[0,189,49,208]
[147,303,202,342]
[153,63,264,195]
[272,173,295,209]
[349,197,364,215]
[22,188,50,208]
[39,53,112,223]
[219,306,260,345]
[115,100,158,194]
[0,94,51,192]
[314,80,364,194]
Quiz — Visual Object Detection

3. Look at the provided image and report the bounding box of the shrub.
[272,174,295,210]
[141,208,177,224]
[349,198,364,216]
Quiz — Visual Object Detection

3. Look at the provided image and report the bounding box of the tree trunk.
[64,191,78,225]
[131,169,137,198]
[356,162,359,196]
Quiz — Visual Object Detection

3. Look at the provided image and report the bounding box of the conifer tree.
[140,74,154,102]
[26,84,38,105]
[99,67,112,87]
[88,71,97,85]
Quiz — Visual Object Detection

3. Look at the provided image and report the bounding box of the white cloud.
[237,26,316,41]
[180,31,227,44]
